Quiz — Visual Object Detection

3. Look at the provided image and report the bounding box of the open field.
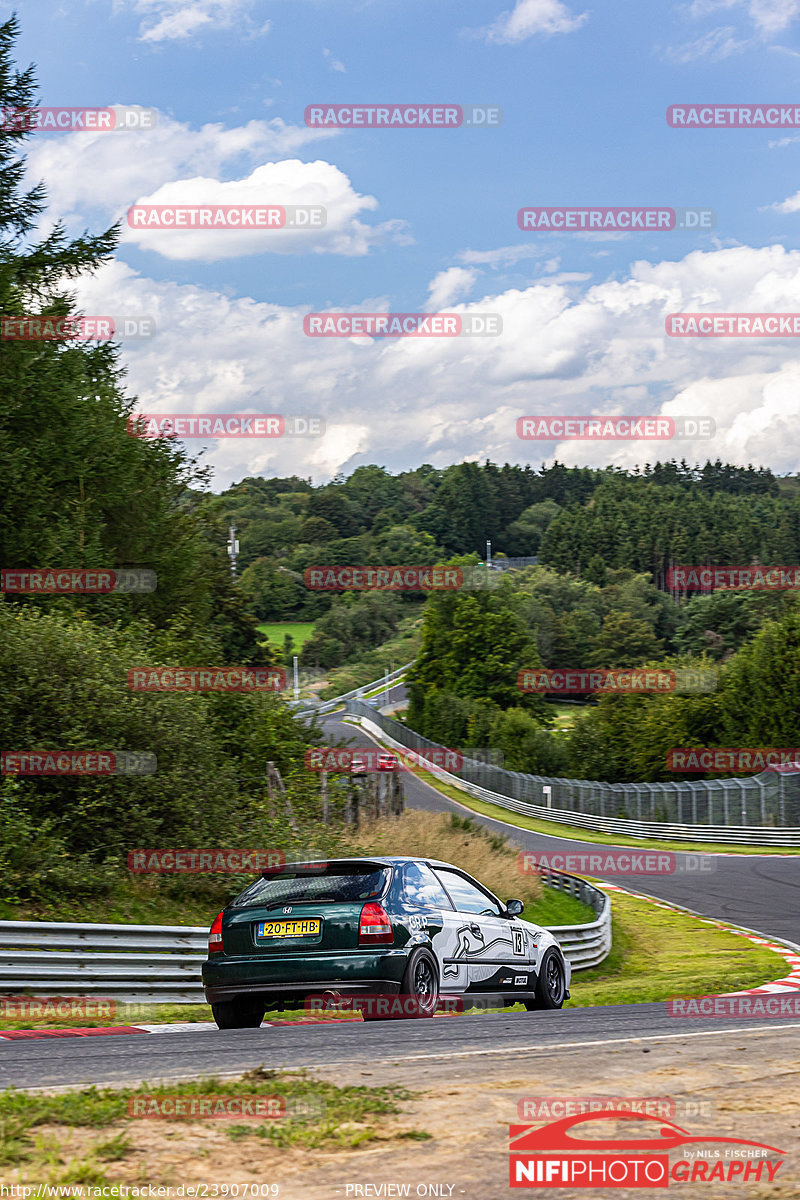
[257,622,316,651]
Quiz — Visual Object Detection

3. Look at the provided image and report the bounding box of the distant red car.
[349,752,399,774]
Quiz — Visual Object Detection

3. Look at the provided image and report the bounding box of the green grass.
[466,889,784,1015]
[0,888,225,928]
[2,1070,422,1176]
[257,621,316,650]
[360,674,408,699]
[564,889,785,1007]
[532,886,595,925]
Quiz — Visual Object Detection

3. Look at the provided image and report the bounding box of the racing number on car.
[512,928,525,956]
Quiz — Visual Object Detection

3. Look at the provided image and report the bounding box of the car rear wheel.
[524,948,566,1011]
[362,947,439,1020]
[211,997,266,1029]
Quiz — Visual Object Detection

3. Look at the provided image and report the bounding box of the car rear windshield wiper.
[262,895,338,910]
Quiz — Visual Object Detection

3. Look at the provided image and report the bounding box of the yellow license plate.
[257,918,321,939]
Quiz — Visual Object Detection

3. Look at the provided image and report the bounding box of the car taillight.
[359,902,394,945]
[209,910,224,954]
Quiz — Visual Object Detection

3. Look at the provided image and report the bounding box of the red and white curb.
[0,1012,462,1040]
[598,881,800,995]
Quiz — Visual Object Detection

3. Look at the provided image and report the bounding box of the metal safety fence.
[0,873,610,1003]
[291,661,413,718]
[346,701,800,845]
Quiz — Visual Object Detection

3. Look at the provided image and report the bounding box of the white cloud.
[72,244,800,486]
[323,48,347,73]
[682,0,800,37]
[747,0,800,33]
[118,0,267,43]
[25,110,339,223]
[665,25,748,60]
[471,0,589,44]
[457,244,549,267]
[426,267,478,309]
[122,159,407,260]
[768,188,800,212]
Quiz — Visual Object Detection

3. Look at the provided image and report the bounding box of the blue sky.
[14,0,800,486]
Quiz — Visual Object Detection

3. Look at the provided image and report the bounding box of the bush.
[0,606,329,899]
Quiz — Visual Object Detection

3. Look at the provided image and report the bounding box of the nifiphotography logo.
[508,1111,785,1187]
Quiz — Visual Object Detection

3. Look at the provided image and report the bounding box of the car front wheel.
[211,997,265,1029]
[525,948,567,1011]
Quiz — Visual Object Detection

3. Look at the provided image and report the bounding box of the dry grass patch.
[343,809,543,907]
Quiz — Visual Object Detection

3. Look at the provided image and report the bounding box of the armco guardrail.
[537,870,611,969]
[346,703,800,845]
[0,877,608,1003]
[0,920,208,1004]
[293,661,412,718]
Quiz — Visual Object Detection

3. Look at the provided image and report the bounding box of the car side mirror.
[506,899,524,917]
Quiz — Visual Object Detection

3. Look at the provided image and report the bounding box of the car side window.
[401,862,454,910]
[433,869,503,917]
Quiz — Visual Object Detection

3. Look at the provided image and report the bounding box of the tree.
[0,16,261,655]
[407,574,549,719]
[720,605,800,745]
[590,611,664,668]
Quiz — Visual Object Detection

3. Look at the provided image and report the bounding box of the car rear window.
[231,866,391,909]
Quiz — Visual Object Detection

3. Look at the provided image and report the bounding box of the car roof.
[281,855,459,870]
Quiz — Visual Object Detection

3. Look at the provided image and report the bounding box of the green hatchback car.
[202,856,571,1028]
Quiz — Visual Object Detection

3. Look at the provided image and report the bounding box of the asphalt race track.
[3,704,798,1094]
[321,709,800,948]
[4,1005,800,1092]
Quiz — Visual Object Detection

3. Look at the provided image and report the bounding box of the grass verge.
[3,1069,423,1182]
[564,888,785,1006]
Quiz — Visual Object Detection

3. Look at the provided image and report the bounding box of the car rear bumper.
[202,948,409,1004]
